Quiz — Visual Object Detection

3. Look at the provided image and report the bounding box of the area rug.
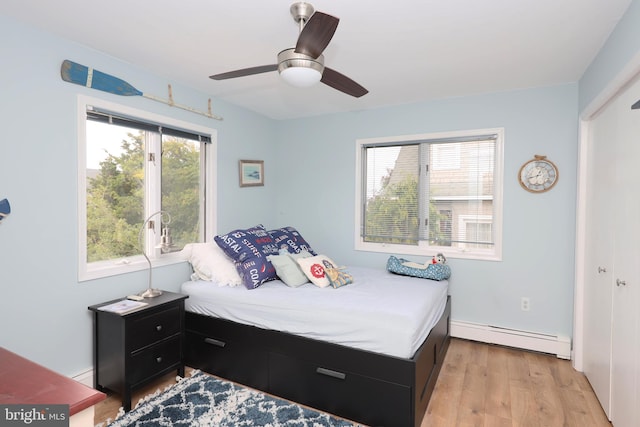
[102,370,363,426]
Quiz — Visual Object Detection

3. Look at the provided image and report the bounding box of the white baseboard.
[72,369,94,387]
[451,320,571,359]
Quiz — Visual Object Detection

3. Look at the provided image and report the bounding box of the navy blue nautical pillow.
[268,226,317,255]
[214,225,279,289]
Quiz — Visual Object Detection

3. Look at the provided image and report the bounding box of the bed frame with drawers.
[184,296,451,427]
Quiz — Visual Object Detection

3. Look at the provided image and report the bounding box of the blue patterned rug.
[103,370,362,426]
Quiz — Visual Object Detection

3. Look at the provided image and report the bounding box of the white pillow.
[296,254,338,288]
[182,242,242,287]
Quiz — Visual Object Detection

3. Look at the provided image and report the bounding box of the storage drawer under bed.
[185,318,269,390]
[268,351,412,427]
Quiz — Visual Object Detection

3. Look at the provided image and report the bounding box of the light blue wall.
[1,1,638,376]
[0,16,278,376]
[580,0,640,113]
[273,84,579,337]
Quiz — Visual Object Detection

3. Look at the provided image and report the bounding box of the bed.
[181,262,451,427]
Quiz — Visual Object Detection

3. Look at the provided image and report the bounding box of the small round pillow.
[386,255,451,281]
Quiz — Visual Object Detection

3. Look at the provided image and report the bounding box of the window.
[78,96,217,281]
[355,129,503,261]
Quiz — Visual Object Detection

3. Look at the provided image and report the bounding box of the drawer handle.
[204,338,226,348]
[316,367,346,380]
[156,357,162,363]
[156,325,163,332]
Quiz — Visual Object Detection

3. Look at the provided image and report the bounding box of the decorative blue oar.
[60,60,223,120]
[0,198,10,222]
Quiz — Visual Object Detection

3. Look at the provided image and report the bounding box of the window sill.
[355,241,502,262]
[79,253,186,282]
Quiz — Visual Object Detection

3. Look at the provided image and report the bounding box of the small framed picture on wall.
[239,159,264,187]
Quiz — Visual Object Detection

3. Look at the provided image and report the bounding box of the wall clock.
[518,155,558,193]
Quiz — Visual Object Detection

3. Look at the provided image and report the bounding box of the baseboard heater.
[450,320,571,359]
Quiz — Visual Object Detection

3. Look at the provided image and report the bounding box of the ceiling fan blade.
[210,64,278,80]
[294,12,339,59]
[321,67,368,98]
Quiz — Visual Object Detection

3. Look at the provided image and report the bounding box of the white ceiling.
[2,0,632,120]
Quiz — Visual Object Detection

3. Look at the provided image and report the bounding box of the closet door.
[582,100,617,418]
[609,77,640,427]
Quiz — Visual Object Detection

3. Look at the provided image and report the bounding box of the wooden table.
[0,347,106,427]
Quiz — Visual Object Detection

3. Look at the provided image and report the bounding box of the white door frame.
[573,53,640,371]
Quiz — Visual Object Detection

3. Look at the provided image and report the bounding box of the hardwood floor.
[94,339,611,426]
[93,367,197,425]
[423,338,611,427]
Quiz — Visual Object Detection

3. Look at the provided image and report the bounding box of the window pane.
[427,140,495,249]
[464,222,493,249]
[436,209,452,246]
[161,135,201,251]
[86,121,144,262]
[80,98,218,281]
[363,145,420,244]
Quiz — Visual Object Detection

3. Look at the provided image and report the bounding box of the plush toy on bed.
[432,253,447,264]
[324,265,353,288]
[387,253,451,281]
[400,252,446,269]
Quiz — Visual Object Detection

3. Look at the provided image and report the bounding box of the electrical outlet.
[521,297,530,311]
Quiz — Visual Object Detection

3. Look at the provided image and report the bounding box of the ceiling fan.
[209,2,368,98]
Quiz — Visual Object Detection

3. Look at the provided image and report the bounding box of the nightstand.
[88,291,188,411]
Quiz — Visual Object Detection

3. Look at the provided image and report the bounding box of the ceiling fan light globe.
[280,66,322,87]
[277,48,324,87]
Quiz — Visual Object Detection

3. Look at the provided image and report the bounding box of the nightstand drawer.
[129,306,181,350]
[129,336,181,385]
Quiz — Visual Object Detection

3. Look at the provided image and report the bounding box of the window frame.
[354,128,504,261]
[77,95,217,281]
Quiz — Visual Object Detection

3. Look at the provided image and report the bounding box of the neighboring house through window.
[78,96,217,281]
[355,128,503,261]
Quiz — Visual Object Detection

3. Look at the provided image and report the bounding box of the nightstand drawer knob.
[156,356,162,363]
[156,325,162,332]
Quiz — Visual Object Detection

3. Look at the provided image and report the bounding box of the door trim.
[574,51,640,372]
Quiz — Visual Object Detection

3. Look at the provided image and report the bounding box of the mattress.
[181,265,449,359]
